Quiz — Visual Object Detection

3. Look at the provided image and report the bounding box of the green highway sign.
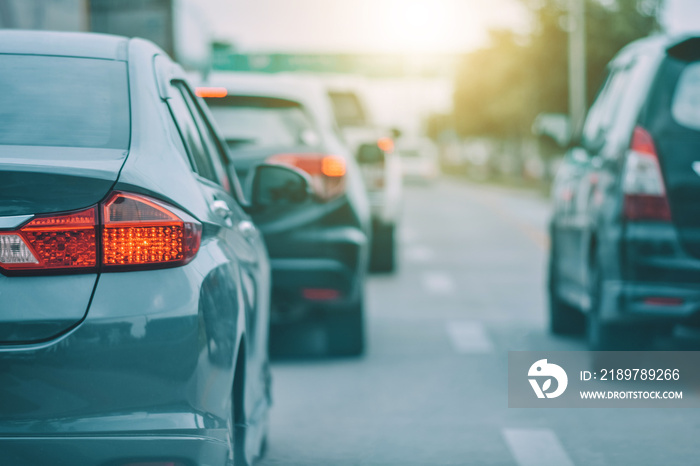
[212,46,459,78]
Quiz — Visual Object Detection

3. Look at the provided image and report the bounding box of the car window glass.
[581,70,615,147]
[177,84,232,193]
[606,54,658,155]
[208,105,317,151]
[166,84,218,183]
[672,62,700,131]
[328,91,367,126]
[581,66,632,150]
[597,66,631,132]
[0,55,129,149]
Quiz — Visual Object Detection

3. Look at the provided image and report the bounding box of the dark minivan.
[548,34,700,350]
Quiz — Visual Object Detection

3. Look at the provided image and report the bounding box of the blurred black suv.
[548,34,700,350]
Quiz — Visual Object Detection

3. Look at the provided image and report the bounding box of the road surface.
[259,180,698,466]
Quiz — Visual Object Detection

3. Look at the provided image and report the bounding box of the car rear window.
[672,61,700,131]
[0,54,130,149]
[205,96,318,150]
[328,91,367,126]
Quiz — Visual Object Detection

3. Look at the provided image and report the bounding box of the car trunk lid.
[0,146,127,344]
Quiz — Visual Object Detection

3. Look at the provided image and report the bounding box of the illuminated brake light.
[267,153,346,201]
[623,127,672,222]
[102,192,201,269]
[0,193,202,275]
[377,137,394,153]
[195,87,227,98]
[321,155,346,177]
[0,207,97,271]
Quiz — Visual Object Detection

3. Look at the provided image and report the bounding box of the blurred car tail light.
[623,126,672,222]
[302,288,341,301]
[643,297,684,306]
[102,192,201,269]
[0,193,201,275]
[267,153,347,201]
[195,86,227,98]
[0,207,97,271]
[377,137,395,153]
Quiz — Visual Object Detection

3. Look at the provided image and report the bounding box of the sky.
[661,0,700,34]
[207,0,529,53]
[199,0,700,134]
[205,0,700,54]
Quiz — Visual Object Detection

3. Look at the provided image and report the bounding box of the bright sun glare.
[382,0,454,52]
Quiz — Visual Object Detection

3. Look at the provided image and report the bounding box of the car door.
[558,65,629,294]
[578,55,656,292]
[176,81,271,418]
[552,148,592,292]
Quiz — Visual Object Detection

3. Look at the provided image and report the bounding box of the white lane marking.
[503,429,576,466]
[404,245,434,263]
[446,321,494,353]
[423,271,454,294]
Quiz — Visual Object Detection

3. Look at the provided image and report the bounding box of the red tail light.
[0,207,97,271]
[377,137,395,153]
[267,153,347,201]
[0,192,201,274]
[622,127,672,222]
[302,288,341,301]
[102,192,201,269]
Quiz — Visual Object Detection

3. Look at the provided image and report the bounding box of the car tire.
[548,250,585,335]
[586,260,652,351]
[370,222,396,273]
[326,299,365,356]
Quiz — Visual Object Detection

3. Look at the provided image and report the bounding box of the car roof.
[613,32,700,66]
[198,72,339,133]
[200,72,324,102]
[0,30,128,61]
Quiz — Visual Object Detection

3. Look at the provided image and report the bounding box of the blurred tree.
[453,0,663,139]
[425,112,454,141]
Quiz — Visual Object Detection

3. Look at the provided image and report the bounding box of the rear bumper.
[272,258,356,302]
[266,224,368,322]
[0,432,228,466]
[600,222,700,324]
[599,279,700,324]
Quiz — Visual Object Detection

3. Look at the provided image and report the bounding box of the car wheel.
[548,250,585,335]
[370,222,396,273]
[586,260,651,351]
[326,299,365,356]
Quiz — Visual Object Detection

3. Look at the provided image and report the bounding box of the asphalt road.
[258,179,699,466]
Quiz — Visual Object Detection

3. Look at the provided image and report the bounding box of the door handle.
[211,200,232,219]
[237,220,257,239]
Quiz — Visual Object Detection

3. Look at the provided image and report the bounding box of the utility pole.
[568,0,587,135]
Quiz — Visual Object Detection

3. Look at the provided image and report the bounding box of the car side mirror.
[357,143,385,164]
[249,164,312,209]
